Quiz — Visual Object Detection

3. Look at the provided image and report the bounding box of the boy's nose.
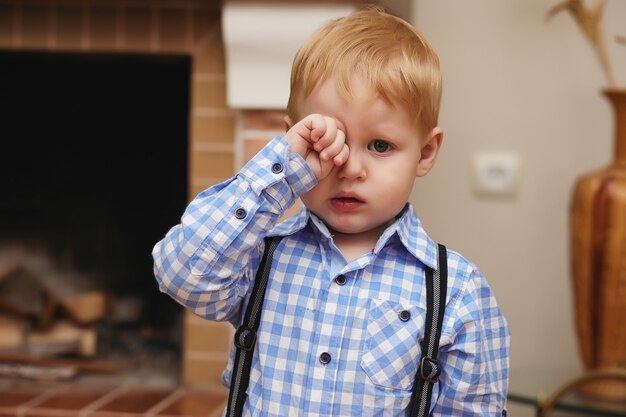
[338,152,366,180]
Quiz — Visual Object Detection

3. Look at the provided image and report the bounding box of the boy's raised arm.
[151,135,316,323]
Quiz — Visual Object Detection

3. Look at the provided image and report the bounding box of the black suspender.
[226,238,448,417]
[225,236,284,417]
[411,243,448,417]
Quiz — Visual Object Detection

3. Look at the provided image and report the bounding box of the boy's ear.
[284,115,293,132]
[416,127,443,177]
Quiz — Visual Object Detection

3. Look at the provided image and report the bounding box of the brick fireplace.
[0,0,233,387]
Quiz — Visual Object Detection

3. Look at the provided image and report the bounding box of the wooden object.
[0,267,55,328]
[539,368,626,416]
[547,0,615,87]
[0,316,25,350]
[570,89,626,400]
[26,321,97,357]
[60,291,109,324]
[0,352,117,374]
[0,363,78,381]
[0,266,15,281]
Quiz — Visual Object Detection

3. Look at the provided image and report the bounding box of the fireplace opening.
[0,50,190,384]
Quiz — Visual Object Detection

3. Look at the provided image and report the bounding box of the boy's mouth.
[330,194,364,211]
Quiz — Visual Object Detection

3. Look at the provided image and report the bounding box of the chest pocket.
[360,299,426,391]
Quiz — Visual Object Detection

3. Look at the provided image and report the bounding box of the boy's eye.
[368,140,391,153]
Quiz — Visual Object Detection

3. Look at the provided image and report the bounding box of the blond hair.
[286,8,441,134]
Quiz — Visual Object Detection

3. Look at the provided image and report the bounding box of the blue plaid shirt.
[153,136,510,417]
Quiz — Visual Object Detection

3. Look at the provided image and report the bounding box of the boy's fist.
[285,114,349,181]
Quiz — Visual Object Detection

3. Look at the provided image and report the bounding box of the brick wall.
[0,0,233,387]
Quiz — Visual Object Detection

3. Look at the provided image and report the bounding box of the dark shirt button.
[335,275,346,286]
[319,352,331,365]
[234,207,247,220]
[271,163,283,174]
[399,310,411,322]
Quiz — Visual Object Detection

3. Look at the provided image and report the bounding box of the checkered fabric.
[153,136,511,417]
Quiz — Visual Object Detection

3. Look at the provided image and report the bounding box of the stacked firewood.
[0,263,116,380]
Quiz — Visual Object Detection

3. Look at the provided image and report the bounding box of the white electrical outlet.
[472,151,521,197]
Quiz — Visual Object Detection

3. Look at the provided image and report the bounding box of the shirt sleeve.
[433,266,511,416]
[151,135,317,323]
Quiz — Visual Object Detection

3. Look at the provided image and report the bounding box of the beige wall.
[412,0,626,391]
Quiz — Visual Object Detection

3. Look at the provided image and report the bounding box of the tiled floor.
[0,381,228,417]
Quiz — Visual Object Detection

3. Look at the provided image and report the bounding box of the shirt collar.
[270,203,439,270]
[387,204,439,270]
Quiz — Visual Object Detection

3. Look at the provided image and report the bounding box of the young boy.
[153,8,510,416]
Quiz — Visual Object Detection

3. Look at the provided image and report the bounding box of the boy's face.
[292,75,442,236]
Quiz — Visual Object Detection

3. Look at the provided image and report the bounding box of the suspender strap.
[225,236,283,417]
[409,243,448,417]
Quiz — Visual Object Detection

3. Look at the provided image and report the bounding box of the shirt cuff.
[239,135,317,210]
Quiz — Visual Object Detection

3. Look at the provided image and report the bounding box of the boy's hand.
[285,114,349,181]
